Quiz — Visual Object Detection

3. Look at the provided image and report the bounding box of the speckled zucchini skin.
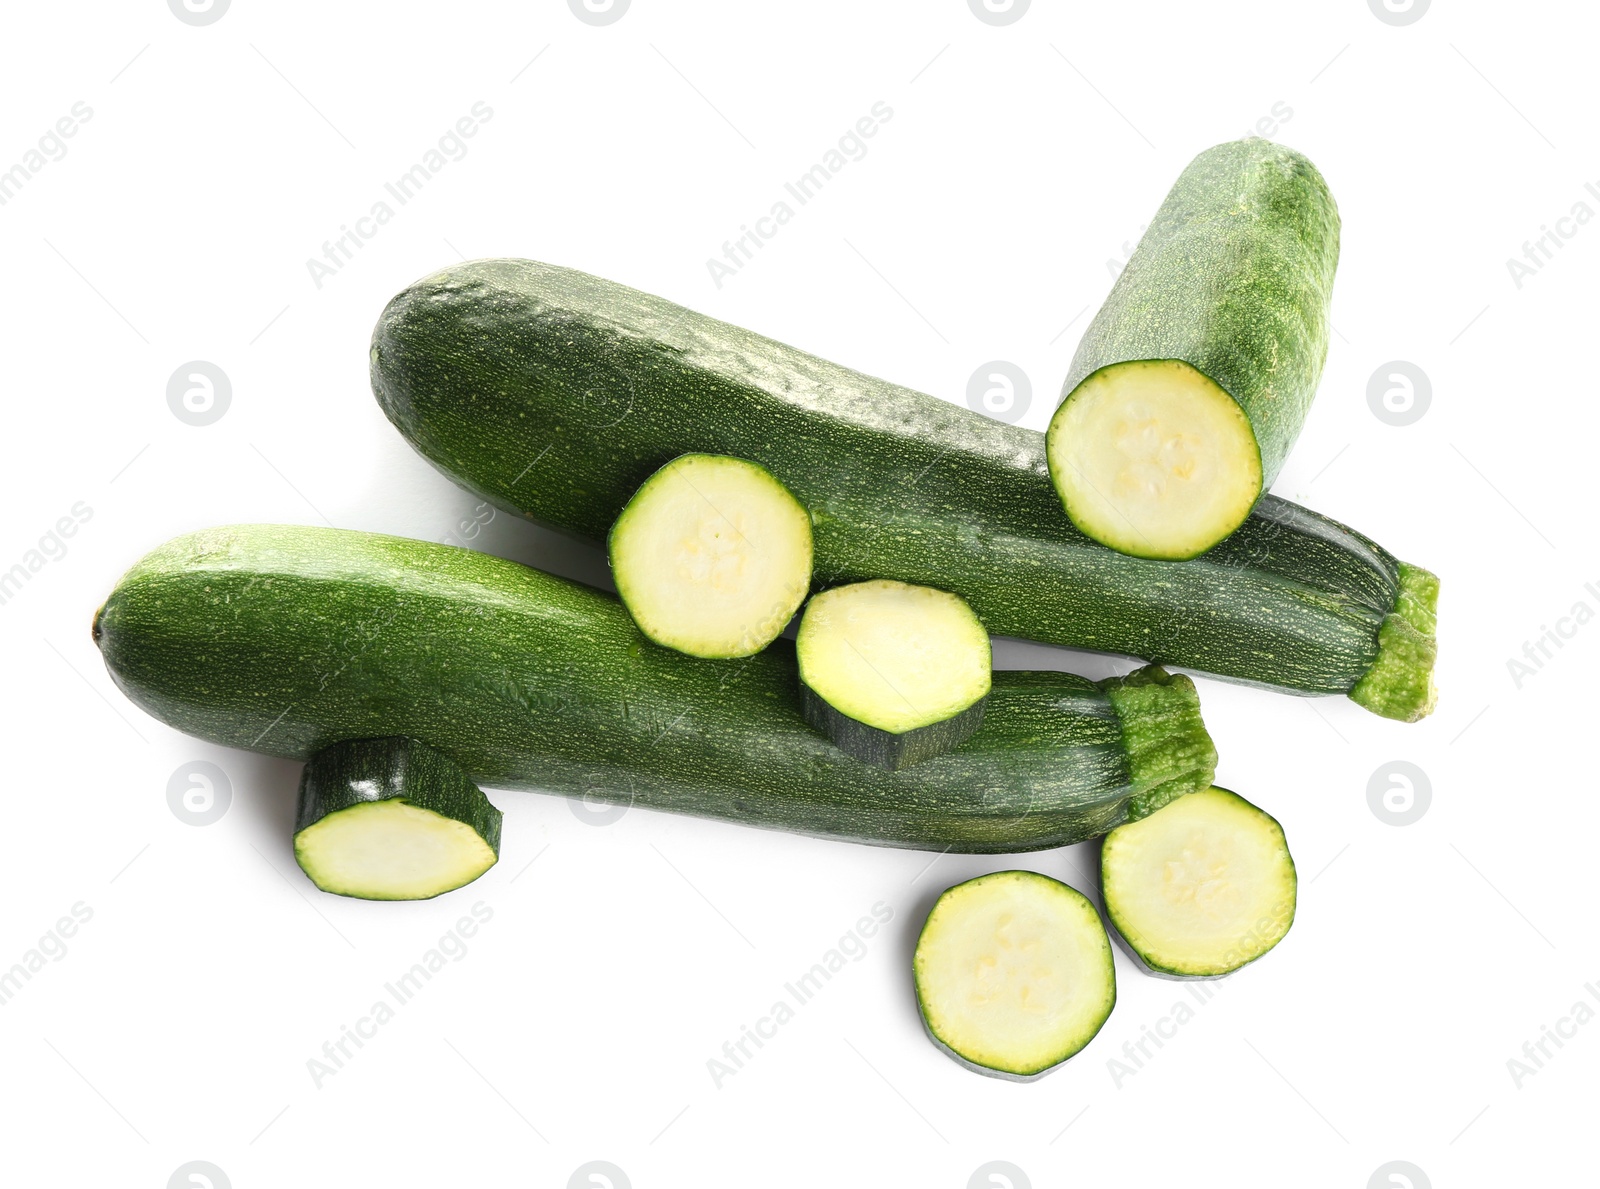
[1057,138,1340,493]
[295,736,502,848]
[93,526,1216,852]
[370,259,1432,718]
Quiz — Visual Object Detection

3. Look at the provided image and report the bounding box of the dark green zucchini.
[294,737,502,901]
[1049,139,1340,559]
[92,526,1217,852]
[368,259,1437,721]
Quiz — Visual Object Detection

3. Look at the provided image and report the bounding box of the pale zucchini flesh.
[1100,786,1295,978]
[294,737,502,901]
[914,871,1116,1079]
[608,453,813,659]
[796,580,991,769]
[1048,360,1263,560]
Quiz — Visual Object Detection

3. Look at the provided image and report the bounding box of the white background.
[0,1,1592,1186]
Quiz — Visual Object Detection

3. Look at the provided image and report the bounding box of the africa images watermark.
[1505,181,1600,290]
[0,502,94,610]
[706,900,893,1087]
[0,101,93,209]
[1505,580,1600,688]
[306,901,493,1087]
[306,101,495,288]
[1505,980,1600,1089]
[1105,977,1221,1087]
[0,902,94,1008]
[706,101,894,289]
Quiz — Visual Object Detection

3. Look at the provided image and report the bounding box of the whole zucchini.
[92,526,1217,852]
[369,260,1436,721]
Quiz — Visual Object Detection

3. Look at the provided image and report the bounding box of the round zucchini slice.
[1047,359,1263,561]
[913,871,1116,1079]
[608,453,813,658]
[796,579,991,770]
[294,737,502,901]
[1100,786,1296,978]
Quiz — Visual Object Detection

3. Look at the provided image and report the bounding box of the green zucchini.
[796,580,990,770]
[1049,139,1341,559]
[913,870,1116,1079]
[1100,786,1296,978]
[609,453,813,658]
[294,737,502,900]
[368,259,1437,722]
[92,526,1217,852]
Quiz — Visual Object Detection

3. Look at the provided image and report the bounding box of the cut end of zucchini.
[295,800,500,901]
[1099,665,1218,820]
[914,871,1115,1079]
[609,453,813,659]
[1047,360,1263,560]
[1101,787,1296,978]
[294,737,502,901]
[796,580,991,768]
[1350,563,1439,722]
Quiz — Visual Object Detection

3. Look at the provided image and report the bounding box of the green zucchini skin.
[1057,138,1340,504]
[295,736,502,847]
[798,684,986,772]
[93,526,1217,853]
[369,259,1435,720]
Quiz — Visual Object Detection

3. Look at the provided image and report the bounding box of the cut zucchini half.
[1047,360,1263,560]
[796,579,991,770]
[913,871,1116,1080]
[294,737,502,901]
[608,453,813,658]
[1100,786,1295,978]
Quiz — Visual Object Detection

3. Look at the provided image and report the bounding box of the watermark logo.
[1366,361,1430,426]
[1368,1161,1430,1189]
[1367,0,1429,26]
[568,0,630,25]
[168,0,230,26]
[966,362,1031,424]
[569,786,632,826]
[168,1162,231,1189]
[968,0,1030,26]
[1367,761,1430,827]
[167,362,231,427]
[168,761,232,827]
[568,1162,631,1189]
[969,1161,1030,1189]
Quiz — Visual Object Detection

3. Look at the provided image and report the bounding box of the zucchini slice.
[1100,786,1295,978]
[914,871,1116,1079]
[796,580,990,769]
[294,737,502,900]
[609,453,812,658]
[1048,139,1340,559]
[1048,359,1263,559]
